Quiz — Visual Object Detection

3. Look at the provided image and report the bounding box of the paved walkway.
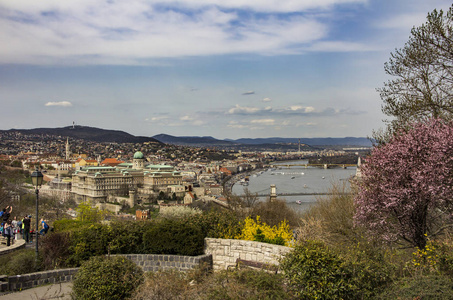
[0,282,72,300]
[0,238,73,299]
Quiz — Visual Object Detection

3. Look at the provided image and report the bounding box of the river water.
[231,160,357,212]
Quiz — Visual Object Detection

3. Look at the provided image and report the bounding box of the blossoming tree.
[355,119,453,249]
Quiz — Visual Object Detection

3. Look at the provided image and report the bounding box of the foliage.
[0,248,41,275]
[75,201,109,223]
[130,267,290,300]
[374,275,453,300]
[72,255,143,300]
[280,240,355,299]
[376,5,453,141]
[185,209,242,239]
[355,119,453,249]
[130,269,193,300]
[235,216,293,246]
[280,240,390,299]
[250,198,300,228]
[299,182,359,246]
[158,206,202,220]
[53,219,91,232]
[66,224,109,266]
[40,231,72,270]
[143,218,205,256]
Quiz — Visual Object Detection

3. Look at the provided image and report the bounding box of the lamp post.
[31,167,43,257]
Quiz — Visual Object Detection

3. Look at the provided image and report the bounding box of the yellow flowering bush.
[235,216,293,247]
[406,238,439,275]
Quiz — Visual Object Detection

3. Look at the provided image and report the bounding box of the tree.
[376,6,453,140]
[355,119,453,249]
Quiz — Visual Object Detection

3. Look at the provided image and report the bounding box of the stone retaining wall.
[0,254,212,293]
[0,268,78,292]
[113,253,212,272]
[204,238,291,270]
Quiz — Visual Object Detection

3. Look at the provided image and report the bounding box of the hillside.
[3,126,163,144]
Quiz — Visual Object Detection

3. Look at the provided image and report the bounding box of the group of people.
[0,206,50,247]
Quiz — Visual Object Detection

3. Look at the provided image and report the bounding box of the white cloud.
[242,91,255,95]
[227,104,262,115]
[44,101,72,107]
[250,119,275,125]
[262,97,272,102]
[0,0,371,65]
[180,115,194,121]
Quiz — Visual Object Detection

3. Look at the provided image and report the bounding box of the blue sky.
[0,0,451,139]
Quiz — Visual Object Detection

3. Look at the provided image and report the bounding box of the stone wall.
[113,253,212,272]
[204,238,291,270]
[0,268,78,292]
[0,254,212,293]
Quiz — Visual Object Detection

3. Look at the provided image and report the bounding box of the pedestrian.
[4,220,12,246]
[11,216,18,240]
[22,215,31,243]
[16,218,22,239]
[40,218,49,235]
[2,206,12,223]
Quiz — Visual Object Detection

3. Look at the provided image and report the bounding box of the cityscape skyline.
[1,0,451,139]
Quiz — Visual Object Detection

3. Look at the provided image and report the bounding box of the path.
[0,282,72,300]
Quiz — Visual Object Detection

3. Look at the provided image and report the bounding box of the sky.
[0,0,451,139]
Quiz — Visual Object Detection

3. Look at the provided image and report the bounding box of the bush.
[374,275,453,300]
[280,240,355,299]
[299,182,359,246]
[72,255,143,300]
[130,267,291,300]
[250,198,301,228]
[40,231,72,270]
[143,218,205,256]
[0,249,41,275]
[53,219,91,232]
[158,206,202,220]
[280,240,390,299]
[235,216,293,246]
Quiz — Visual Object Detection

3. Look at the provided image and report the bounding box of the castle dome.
[133,151,144,159]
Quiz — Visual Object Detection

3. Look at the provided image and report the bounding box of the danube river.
[231,160,357,212]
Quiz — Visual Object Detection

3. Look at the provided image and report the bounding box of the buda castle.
[71,151,183,205]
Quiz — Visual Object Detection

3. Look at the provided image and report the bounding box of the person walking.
[22,215,31,243]
[40,218,49,235]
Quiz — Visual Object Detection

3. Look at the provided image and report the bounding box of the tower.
[270,184,277,202]
[65,138,71,160]
[133,151,145,170]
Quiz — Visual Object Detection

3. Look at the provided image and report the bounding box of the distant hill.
[230,137,373,147]
[153,134,372,147]
[3,126,162,144]
[152,134,234,146]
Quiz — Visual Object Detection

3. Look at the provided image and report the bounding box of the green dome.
[133,151,144,159]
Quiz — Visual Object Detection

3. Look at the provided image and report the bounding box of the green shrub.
[53,219,91,232]
[72,255,143,300]
[280,240,356,299]
[66,223,114,266]
[0,248,41,275]
[374,275,453,300]
[280,240,392,299]
[143,218,205,256]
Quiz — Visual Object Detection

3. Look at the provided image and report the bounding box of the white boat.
[296,200,302,205]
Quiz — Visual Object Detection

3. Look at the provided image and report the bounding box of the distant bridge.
[270,163,357,169]
[255,192,351,197]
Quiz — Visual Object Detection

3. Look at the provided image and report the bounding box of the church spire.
[65,138,71,160]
